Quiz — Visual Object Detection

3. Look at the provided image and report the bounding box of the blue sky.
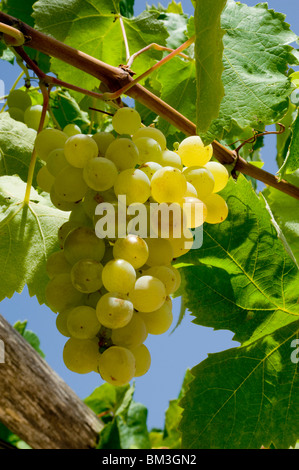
[0,0,298,432]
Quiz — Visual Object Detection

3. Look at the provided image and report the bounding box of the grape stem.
[0,21,24,46]
[0,10,299,200]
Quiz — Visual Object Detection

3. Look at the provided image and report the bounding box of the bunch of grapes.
[35,106,229,387]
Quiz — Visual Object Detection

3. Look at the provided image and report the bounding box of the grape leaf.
[13,320,45,358]
[0,175,68,304]
[49,89,90,133]
[180,320,299,449]
[174,176,299,345]
[278,109,299,175]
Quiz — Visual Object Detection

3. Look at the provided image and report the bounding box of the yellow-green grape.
[143,265,177,295]
[56,309,72,337]
[46,148,68,177]
[36,165,55,192]
[50,187,81,211]
[7,89,32,111]
[69,202,93,227]
[64,134,98,168]
[131,344,151,377]
[98,346,136,386]
[106,138,139,171]
[177,135,213,167]
[137,302,173,335]
[166,265,181,292]
[84,290,104,309]
[67,306,101,339]
[71,259,103,293]
[129,275,166,312]
[96,293,134,329]
[83,157,118,191]
[82,188,116,219]
[138,162,162,180]
[24,105,49,131]
[46,250,71,279]
[63,123,81,137]
[92,132,115,156]
[34,128,68,161]
[134,137,163,165]
[45,273,84,313]
[144,237,174,266]
[63,337,100,374]
[8,107,24,122]
[64,226,105,265]
[150,167,187,203]
[114,168,151,205]
[132,126,166,150]
[185,181,198,197]
[204,161,229,193]
[160,150,183,170]
[180,196,207,228]
[102,259,136,294]
[112,108,142,135]
[183,166,215,200]
[202,193,228,224]
[168,228,194,258]
[54,165,88,202]
[58,221,81,248]
[113,234,149,269]
[111,314,147,350]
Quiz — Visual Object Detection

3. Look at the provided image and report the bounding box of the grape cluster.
[35,106,229,387]
[6,89,50,131]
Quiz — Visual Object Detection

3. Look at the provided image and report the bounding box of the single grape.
[7,89,32,111]
[92,132,115,156]
[166,265,181,292]
[56,309,72,337]
[46,250,71,279]
[137,302,173,335]
[98,346,136,386]
[96,293,134,329]
[180,196,207,228]
[64,134,98,168]
[138,161,162,180]
[160,150,183,170]
[112,108,142,135]
[24,105,49,131]
[45,273,84,313]
[204,161,229,193]
[54,165,88,202]
[168,228,194,258]
[82,188,116,219]
[46,148,68,177]
[36,165,55,193]
[177,135,213,167]
[129,275,166,312]
[63,123,82,137]
[106,138,139,171]
[50,187,81,211]
[144,237,174,266]
[8,107,24,122]
[143,265,177,295]
[113,234,149,269]
[84,290,104,309]
[184,181,198,197]
[69,202,93,227]
[63,337,100,374]
[202,193,228,224]
[71,258,103,293]
[183,166,215,200]
[102,259,136,294]
[134,137,163,165]
[34,128,68,161]
[58,221,82,248]
[111,313,147,350]
[67,305,101,339]
[150,166,187,203]
[131,344,151,377]
[114,168,151,205]
[132,126,166,150]
[64,226,105,265]
[83,157,118,191]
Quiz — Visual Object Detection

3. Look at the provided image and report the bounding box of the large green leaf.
[278,109,299,175]
[0,175,68,304]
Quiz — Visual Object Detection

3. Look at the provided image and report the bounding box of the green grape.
[204,161,229,193]
[138,161,162,180]
[36,165,55,193]
[137,302,173,335]
[54,165,88,202]
[150,166,187,203]
[64,134,98,168]
[111,314,147,350]
[134,137,163,165]
[46,250,71,279]
[132,126,166,151]
[34,128,68,161]
[63,123,82,137]
[113,234,149,269]
[67,306,101,339]
[144,237,174,266]
[82,188,116,219]
[46,148,68,177]
[63,337,100,374]
[168,228,194,258]
[177,135,213,167]
[160,150,183,170]
[180,196,207,228]
[98,345,136,386]
[64,226,105,265]
[102,259,136,294]
[96,293,134,329]
[24,105,49,131]
[58,221,81,248]
[56,309,72,337]
[129,275,166,312]
[183,166,215,200]
[202,193,228,224]
[166,265,181,292]
[112,108,142,135]
[8,107,24,122]
[143,265,177,295]
[83,157,118,191]
[71,259,103,293]
[84,290,104,309]
[92,131,115,156]
[69,202,93,227]
[185,181,198,197]
[7,89,32,111]
[114,168,151,205]
[50,187,81,211]
[131,344,151,377]
[45,273,84,313]
[106,138,139,171]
